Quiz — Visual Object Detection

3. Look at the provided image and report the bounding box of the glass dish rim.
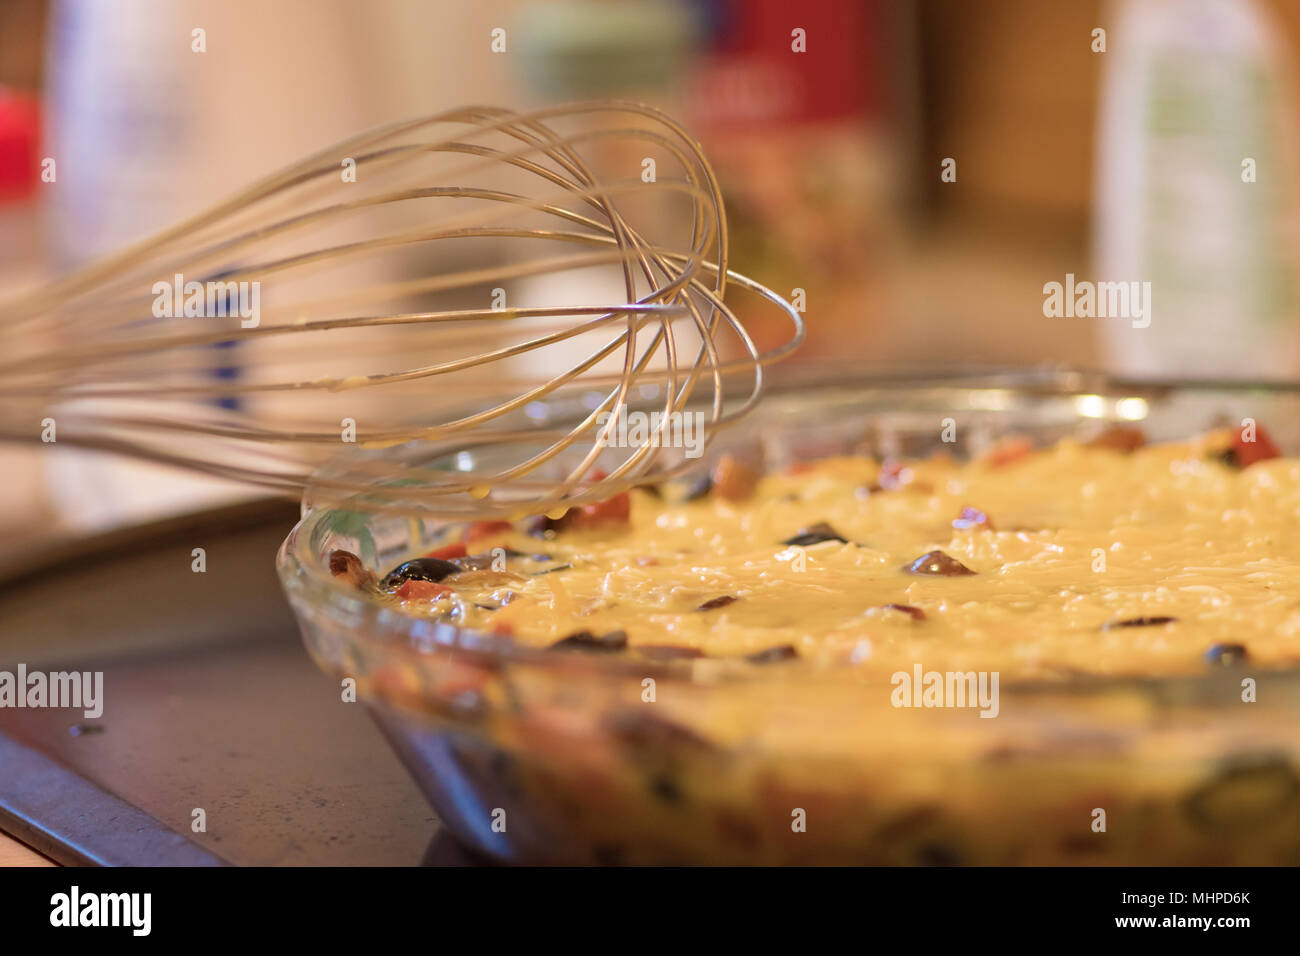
[276,366,1300,693]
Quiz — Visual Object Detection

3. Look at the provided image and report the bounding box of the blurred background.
[2,0,1298,538]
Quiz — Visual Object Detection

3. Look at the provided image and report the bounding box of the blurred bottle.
[0,88,42,293]
[41,0,406,531]
[1094,0,1300,379]
[0,87,53,534]
[683,0,901,361]
[510,0,700,383]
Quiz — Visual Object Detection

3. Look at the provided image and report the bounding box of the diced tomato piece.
[424,541,468,560]
[394,579,453,601]
[570,490,631,528]
[490,621,515,638]
[558,469,630,528]
[1230,423,1281,468]
[463,520,514,545]
[982,436,1034,468]
[373,665,422,706]
[1086,425,1146,453]
[431,660,492,699]
[534,470,632,532]
[877,459,912,489]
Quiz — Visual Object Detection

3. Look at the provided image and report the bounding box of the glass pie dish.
[276,368,1300,865]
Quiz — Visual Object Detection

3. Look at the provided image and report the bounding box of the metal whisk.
[0,102,803,517]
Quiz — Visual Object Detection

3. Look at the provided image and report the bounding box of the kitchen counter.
[0,831,52,866]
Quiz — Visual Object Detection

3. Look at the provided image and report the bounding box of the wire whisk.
[0,101,803,517]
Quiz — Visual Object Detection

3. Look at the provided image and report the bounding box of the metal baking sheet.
[0,499,467,866]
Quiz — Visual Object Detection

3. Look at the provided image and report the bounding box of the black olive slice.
[681,474,713,502]
[744,644,799,664]
[1102,615,1177,630]
[882,603,927,621]
[551,629,628,652]
[781,522,848,547]
[697,595,738,611]
[1204,643,1248,666]
[637,644,707,660]
[903,550,976,576]
[382,557,462,587]
[647,772,684,804]
[604,709,717,753]
[1184,759,1300,832]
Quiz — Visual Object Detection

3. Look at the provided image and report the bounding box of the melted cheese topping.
[408,431,1300,680]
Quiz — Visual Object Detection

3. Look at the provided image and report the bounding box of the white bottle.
[1093,0,1300,380]
[41,0,401,532]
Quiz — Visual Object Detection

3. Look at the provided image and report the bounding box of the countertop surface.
[0,832,52,866]
[0,499,440,867]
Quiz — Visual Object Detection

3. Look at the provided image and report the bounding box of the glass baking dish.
[276,368,1300,864]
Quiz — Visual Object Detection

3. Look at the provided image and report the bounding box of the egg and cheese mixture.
[332,427,1300,681]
